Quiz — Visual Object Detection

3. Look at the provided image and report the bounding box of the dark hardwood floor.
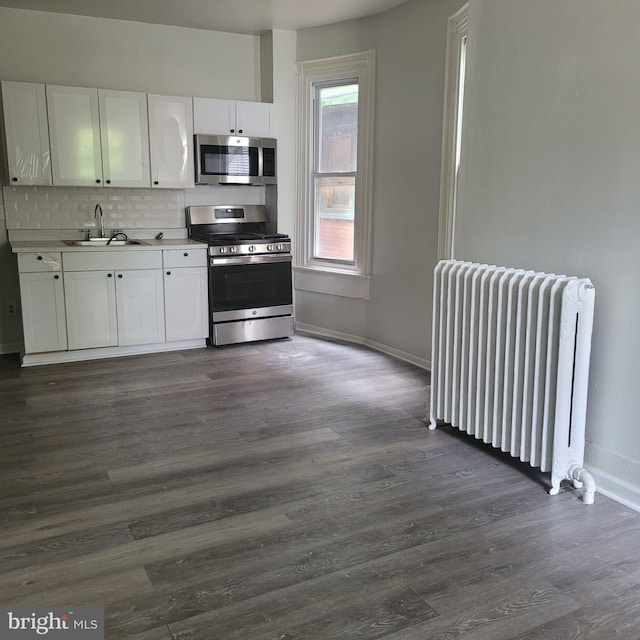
[1,334,639,639]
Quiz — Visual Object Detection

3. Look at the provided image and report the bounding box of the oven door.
[209,254,293,322]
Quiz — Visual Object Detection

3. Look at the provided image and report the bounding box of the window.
[438,4,468,260]
[313,82,358,262]
[296,51,375,299]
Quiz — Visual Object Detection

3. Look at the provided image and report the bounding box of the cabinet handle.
[108,273,113,278]
[96,179,101,184]
[184,252,188,257]
[166,271,171,276]
[37,255,43,260]
[154,180,159,185]
[230,128,235,133]
[54,275,60,280]
[106,179,111,184]
[238,129,243,134]
[11,177,17,182]
[117,274,123,278]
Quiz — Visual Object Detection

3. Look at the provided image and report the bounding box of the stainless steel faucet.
[94,204,105,238]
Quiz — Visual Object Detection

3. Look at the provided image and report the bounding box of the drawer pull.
[37,255,43,261]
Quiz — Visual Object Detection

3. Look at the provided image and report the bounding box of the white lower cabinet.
[164,267,208,341]
[116,269,165,345]
[17,252,67,354]
[64,268,165,349]
[16,247,208,362]
[64,270,118,350]
[19,272,67,353]
[63,250,165,350]
[163,248,208,342]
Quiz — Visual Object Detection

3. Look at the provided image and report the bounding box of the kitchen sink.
[63,239,149,247]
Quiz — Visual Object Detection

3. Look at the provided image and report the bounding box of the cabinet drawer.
[17,252,62,272]
[163,248,207,268]
[63,250,162,271]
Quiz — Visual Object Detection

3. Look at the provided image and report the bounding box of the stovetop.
[186,204,291,257]
[191,231,290,246]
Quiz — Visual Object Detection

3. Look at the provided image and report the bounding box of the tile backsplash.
[3,186,186,234]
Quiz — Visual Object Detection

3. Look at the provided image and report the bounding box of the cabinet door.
[148,94,194,189]
[64,270,118,349]
[47,85,103,187]
[164,267,208,342]
[235,100,272,137]
[193,97,235,134]
[1,81,52,185]
[98,89,150,188]
[18,272,67,353]
[115,269,165,345]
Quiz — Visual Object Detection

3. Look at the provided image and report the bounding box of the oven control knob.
[248,245,255,253]
[277,244,283,251]
[230,247,237,253]
[220,247,227,254]
[267,244,273,252]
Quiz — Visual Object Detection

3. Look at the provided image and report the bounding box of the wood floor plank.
[2,568,155,607]
[167,567,438,640]
[0,509,291,602]
[107,427,341,483]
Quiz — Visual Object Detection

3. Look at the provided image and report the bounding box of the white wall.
[269,30,298,239]
[0,7,260,99]
[296,0,465,364]
[456,0,640,507]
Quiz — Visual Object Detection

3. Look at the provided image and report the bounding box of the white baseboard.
[363,337,430,370]
[295,322,430,370]
[589,467,640,513]
[21,339,206,367]
[0,342,21,355]
[295,322,365,346]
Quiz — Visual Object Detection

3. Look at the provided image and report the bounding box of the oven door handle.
[210,254,292,266]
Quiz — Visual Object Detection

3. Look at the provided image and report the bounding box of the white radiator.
[428,260,597,504]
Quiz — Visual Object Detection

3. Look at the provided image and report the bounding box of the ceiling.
[0,0,409,34]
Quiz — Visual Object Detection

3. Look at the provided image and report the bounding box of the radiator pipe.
[569,465,596,505]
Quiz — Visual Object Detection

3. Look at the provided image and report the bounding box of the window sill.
[293,266,371,300]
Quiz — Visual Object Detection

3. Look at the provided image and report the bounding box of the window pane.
[314,175,355,261]
[318,84,358,173]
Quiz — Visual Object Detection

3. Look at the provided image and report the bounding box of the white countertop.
[11,239,208,253]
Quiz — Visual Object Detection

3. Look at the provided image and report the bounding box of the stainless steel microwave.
[195,134,277,185]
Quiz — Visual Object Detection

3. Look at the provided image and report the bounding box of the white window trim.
[295,50,375,300]
[438,4,468,261]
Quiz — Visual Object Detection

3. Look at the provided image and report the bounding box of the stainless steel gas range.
[186,205,293,346]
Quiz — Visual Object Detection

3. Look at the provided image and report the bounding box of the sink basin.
[63,239,148,247]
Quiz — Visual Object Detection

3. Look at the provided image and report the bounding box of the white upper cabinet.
[98,89,150,188]
[193,97,272,138]
[148,94,194,189]
[47,85,151,188]
[46,85,103,187]
[1,81,53,185]
[194,98,234,135]
[234,100,272,137]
